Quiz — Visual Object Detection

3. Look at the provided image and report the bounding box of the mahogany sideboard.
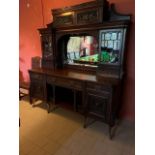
[28,0,131,139]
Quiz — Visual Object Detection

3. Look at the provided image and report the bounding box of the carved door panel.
[29,72,45,100]
[41,35,53,60]
[86,93,109,121]
[30,81,44,99]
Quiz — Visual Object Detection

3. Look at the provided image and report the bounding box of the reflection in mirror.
[66,36,98,65]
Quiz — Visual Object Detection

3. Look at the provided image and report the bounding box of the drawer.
[46,76,56,84]
[69,80,83,90]
[30,72,43,81]
[86,82,112,93]
[87,89,110,98]
[55,77,83,90]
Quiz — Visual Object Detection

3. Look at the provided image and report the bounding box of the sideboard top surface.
[29,68,120,85]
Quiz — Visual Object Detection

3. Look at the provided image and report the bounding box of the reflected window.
[99,29,124,64]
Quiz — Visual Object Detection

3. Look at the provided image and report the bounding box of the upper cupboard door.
[99,28,127,66]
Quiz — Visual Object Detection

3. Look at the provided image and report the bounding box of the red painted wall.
[19,0,135,121]
[19,0,43,81]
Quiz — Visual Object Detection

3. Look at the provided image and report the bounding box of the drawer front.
[30,72,43,81]
[56,78,83,90]
[47,76,83,90]
[86,82,112,94]
[66,79,83,90]
[87,89,110,98]
[46,76,56,84]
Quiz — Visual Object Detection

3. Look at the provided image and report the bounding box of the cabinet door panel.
[30,81,44,99]
[87,93,108,120]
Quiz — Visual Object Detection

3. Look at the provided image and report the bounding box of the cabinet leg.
[109,125,113,140]
[46,103,50,113]
[73,90,77,112]
[83,116,87,128]
[30,97,34,106]
[47,100,58,113]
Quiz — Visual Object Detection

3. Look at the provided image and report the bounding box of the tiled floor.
[19,98,135,155]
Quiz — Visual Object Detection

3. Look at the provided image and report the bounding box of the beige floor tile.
[61,136,75,149]
[19,149,28,155]
[122,145,135,155]
[28,134,50,147]
[56,133,70,145]
[54,147,72,155]
[20,139,38,155]
[106,146,123,155]
[43,140,61,154]
[66,139,86,154]
[79,147,95,155]
[27,145,51,155]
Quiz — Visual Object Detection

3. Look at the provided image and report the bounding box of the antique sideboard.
[28,0,131,139]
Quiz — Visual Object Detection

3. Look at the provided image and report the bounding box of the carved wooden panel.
[42,59,54,69]
[76,9,99,25]
[29,72,45,99]
[53,14,74,27]
[86,93,108,120]
[41,35,53,60]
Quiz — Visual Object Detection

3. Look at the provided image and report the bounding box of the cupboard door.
[29,72,45,100]
[86,93,109,121]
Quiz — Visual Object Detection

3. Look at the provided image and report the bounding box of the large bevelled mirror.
[66,36,98,65]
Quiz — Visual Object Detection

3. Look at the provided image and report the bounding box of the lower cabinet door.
[86,93,109,121]
[30,81,44,99]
